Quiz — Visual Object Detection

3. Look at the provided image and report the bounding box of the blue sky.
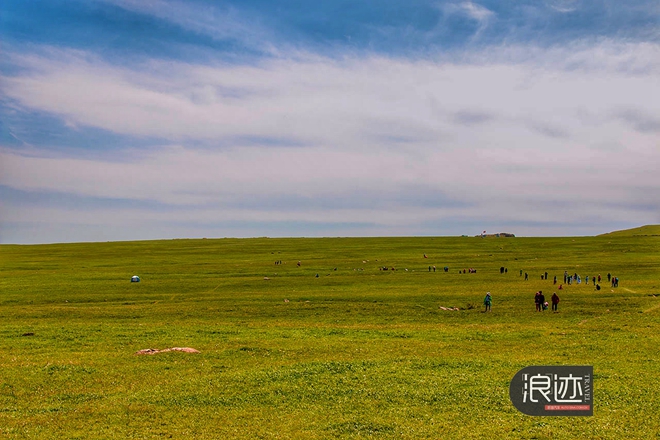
[1,0,659,243]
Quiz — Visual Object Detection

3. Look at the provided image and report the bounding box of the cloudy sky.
[1,0,659,243]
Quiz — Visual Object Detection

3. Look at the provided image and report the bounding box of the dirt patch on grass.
[135,347,200,355]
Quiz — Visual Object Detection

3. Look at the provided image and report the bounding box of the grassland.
[599,224,660,237]
[1,234,659,439]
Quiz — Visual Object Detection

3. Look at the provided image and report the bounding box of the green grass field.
[599,224,660,237]
[1,232,660,439]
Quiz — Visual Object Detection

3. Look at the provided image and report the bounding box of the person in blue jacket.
[483,292,492,312]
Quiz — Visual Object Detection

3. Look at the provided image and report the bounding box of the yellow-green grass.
[599,224,660,237]
[1,235,659,439]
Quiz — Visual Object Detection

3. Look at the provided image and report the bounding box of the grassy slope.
[599,224,660,237]
[1,236,659,439]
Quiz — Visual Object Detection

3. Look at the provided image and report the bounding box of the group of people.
[427,265,450,272]
[482,290,561,313]
[460,264,623,314]
[534,290,560,312]
[518,269,620,294]
[561,271,619,287]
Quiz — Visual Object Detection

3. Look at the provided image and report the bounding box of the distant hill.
[599,225,660,237]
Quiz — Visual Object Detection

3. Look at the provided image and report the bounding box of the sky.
[1,0,659,243]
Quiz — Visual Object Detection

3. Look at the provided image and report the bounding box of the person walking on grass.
[539,291,545,312]
[535,291,542,312]
[484,292,492,312]
[551,292,560,312]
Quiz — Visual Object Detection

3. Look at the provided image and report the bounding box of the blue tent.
[131,275,140,283]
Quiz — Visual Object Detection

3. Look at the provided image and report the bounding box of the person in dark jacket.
[551,292,560,312]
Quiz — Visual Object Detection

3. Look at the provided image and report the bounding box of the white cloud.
[458,1,494,22]
[441,1,494,40]
[1,41,659,241]
[97,0,278,54]
[4,42,658,145]
[547,0,580,13]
